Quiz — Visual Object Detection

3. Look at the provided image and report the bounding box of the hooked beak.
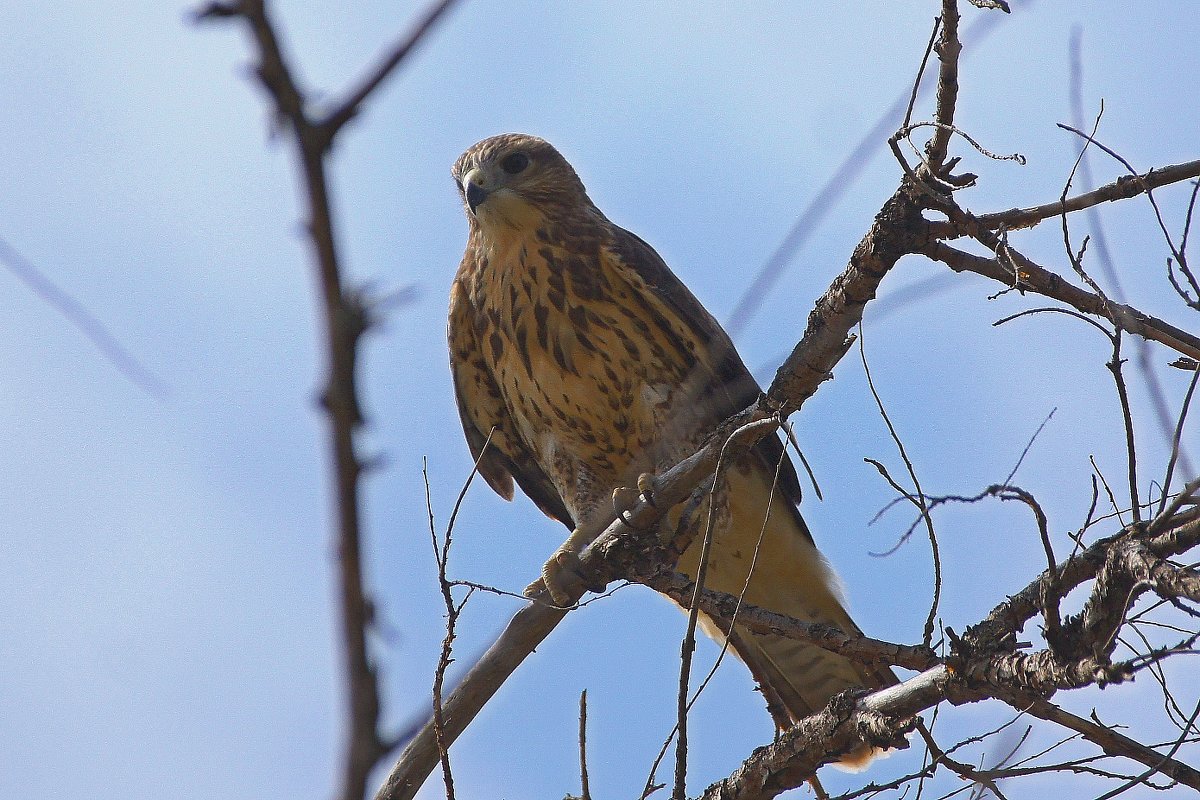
[462,168,489,214]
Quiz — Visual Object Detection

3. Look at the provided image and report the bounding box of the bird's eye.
[500,152,530,175]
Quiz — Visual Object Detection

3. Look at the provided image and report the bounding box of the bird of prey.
[448,133,892,760]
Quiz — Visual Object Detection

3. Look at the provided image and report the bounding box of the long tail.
[676,465,896,768]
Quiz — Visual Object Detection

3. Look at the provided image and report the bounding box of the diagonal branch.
[1011,696,1200,790]
[636,569,940,673]
[318,0,461,141]
[921,240,1200,361]
[928,158,1200,237]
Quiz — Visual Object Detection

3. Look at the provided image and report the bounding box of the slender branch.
[922,240,1200,361]
[859,326,942,647]
[1106,332,1142,524]
[319,0,461,139]
[1158,356,1200,517]
[636,570,940,673]
[904,16,942,130]
[997,486,1063,651]
[197,3,455,798]
[923,0,962,170]
[1014,697,1200,790]
[674,432,738,800]
[579,690,592,800]
[927,158,1200,238]
[424,463,457,800]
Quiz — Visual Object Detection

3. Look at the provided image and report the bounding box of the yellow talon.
[524,546,584,607]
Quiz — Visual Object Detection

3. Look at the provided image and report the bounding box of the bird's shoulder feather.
[602,224,812,541]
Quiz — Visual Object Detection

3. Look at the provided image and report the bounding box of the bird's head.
[452,134,590,231]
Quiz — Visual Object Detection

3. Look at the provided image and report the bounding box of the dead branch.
[858,327,942,648]
[923,0,963,171]
[378,0,1200,792]
[319,0,461,139]
[930,159,1200,238]
[921,240,1200,361]
[1012,696,1200,790]
[196,2,457,798]
[635,570,939,673]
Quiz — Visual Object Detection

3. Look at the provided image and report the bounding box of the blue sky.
[2,2,1198,799]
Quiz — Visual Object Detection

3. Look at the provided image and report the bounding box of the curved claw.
[611,486,642,528]
[636,472,658,507]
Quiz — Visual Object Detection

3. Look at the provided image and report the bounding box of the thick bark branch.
[961,516,1200,661]
[923,0,961,170]
[697,657,1200,800]
[770,188,929,412]
[698,667,974,800]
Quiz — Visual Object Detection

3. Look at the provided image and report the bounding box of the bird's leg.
[523,525,596,607]
[522,476,661,607]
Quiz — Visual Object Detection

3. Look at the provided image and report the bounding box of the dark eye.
[500,152,530,175]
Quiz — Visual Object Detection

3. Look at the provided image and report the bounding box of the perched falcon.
[448,133,892,759]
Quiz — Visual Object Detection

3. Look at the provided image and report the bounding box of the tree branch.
[636,569,940,673]
[928,158,1200,237]
[1013,696,1200,789]
[318,0,461,140]
[921,240,1200,361]
[197,2,454,797]
[923,0,962,170]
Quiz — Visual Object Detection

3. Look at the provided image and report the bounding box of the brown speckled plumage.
[448,134,893,755]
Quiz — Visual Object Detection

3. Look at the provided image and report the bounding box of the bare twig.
[929,158,1200,238]
[197,3,455,798]
[904,16,944,130]
[641,571,940,672]
[579,690,592,800]
[424,462,457,800]
[319,0,461,139]
[1157,361,1200,517]
[1013,697,1200,790]
[1106,331,1142,524]
[996,486,1062,650]
[674,428,739,800]
[922,240,1200,360]
[859,325,941,647]
[0,234,167,398]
